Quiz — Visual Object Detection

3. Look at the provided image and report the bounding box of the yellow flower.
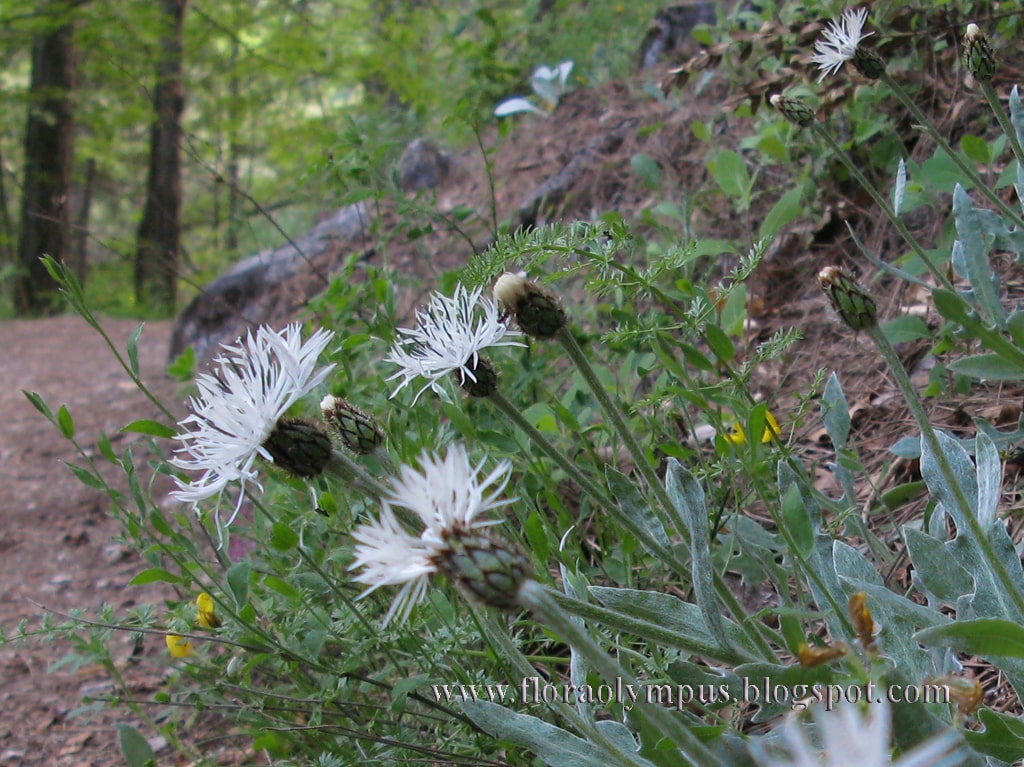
[196,592,221,629]
[723,410,781,446]
[165,633,194,658]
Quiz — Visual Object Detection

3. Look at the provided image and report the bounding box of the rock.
[395,138,452,193]
[170,202,373,364]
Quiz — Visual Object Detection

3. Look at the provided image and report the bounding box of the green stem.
[981,81,1024,173]
[521,581,720,767]
[809,122,953,291]
[865,323,1024,618]
[487,389,779,660]
[880,71,1024,232]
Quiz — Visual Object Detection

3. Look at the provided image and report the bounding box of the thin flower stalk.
[978,82,1024,173]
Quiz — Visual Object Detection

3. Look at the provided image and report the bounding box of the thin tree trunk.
[134,0,187,316]
[14,14,77,315]
[69,157,95,285]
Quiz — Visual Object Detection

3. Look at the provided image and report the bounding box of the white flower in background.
[349,444,515,625]
[752,700,966,767]
[386,284,523,403]
[809,7,872,81]
[494,60,574,116]
[170,324,334,528]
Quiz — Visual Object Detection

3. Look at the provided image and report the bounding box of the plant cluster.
[9,5,1024,767]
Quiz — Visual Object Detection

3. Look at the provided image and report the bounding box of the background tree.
[134,0,187,315]
[13,3,79,315]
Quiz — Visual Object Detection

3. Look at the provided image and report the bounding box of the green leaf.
[953,184,1007,327]
[664,459,727,648]
[948,353,1024,381]
[128,568,184,586]
[964,708,1024,763]
[919,429,977,533]
[116,724,154,767]
[121,419,177,438]
[22,390,54,422]
[57,405,74,439]
[167,346,195,381]
[759,185,802,239]
[781,483,813,557]
[227,562,251,609]
[915,618,1024,658]
[630,153,661,189]
[264,575,300,599]
[960,134,991,164]
[460,701,620,767]
[709,149,750,200]
[902,527,972,603]
[127,323,144,377]
[821,373,850,451]
[703,323,735,362]
[64,461,106,490]
[881,315,931,344]
[269,522,299,551]
[606,467,671,552]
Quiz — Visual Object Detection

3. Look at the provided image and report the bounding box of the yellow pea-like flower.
[165,633,194,658]
[196,592,221,629]
[723,410,781,446]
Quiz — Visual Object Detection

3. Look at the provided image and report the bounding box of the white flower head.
[753,699,966,767]
[385,284,524,403]
[170,324,334,528]
[349,443,515,624]
[809,7,873,81]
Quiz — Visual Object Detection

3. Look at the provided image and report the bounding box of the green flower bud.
[818,266,878,331]
[262,417,333,477]
[493,272,567,339]
[437,529,531,610]
[963,23,996,83]
[851,47,886,80]
[459,355,499,398]
[769,94,816,128]
[320,395,385,455]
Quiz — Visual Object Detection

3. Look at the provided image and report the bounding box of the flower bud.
[320,395,385,455]
[851,47,885,80]
[459,356,499,398]
[493,272,567,339]
[848,591,877,653]
[262,417,333,478]
[437,529,531,610]
[196,592,221,629]
[798,642,848,667]
[769,94,815,128]
[963,23,996,83]
[818,266,878,331]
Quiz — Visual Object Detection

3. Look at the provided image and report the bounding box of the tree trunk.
[14,15,77,315]
[134,0,187,316]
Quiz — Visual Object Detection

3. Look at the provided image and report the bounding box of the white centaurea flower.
[809,7,873,81]
[385,284,524,403]
[349,444,522,624]
[170,324,334,529]
[752,700,966,767]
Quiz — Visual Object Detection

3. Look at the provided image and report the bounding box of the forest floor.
[4,28,1024,765]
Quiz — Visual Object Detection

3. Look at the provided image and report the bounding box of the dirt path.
[0,316,183,767]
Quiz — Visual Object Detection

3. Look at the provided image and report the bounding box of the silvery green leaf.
[821,372,851,450]
[953,184,1007,327]
[665,459,727,648]
[893,157,907,216]
[460,701,653,767]
[1017,161,1024,219]
[976,208,1024,258]
[606,467,671,552]
[919,429,978,531]
[494,97,540,116]
[902,526,973,604]
[1011,86,1024,151]
[889,435,921,458]
[559,564,593,721]
[976,431,1002,527]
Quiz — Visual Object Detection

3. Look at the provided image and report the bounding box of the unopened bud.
[437,529,531,609]
[493,272,567,339]
[963,23,996,83]
[459,356,499,398]
[769,94,815,128]
[851,47,885,80]
[818,266,878,331]
[798,642,848,667]
[320,395,385,455]
[848,591,877,653]
[262,417,333,477]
